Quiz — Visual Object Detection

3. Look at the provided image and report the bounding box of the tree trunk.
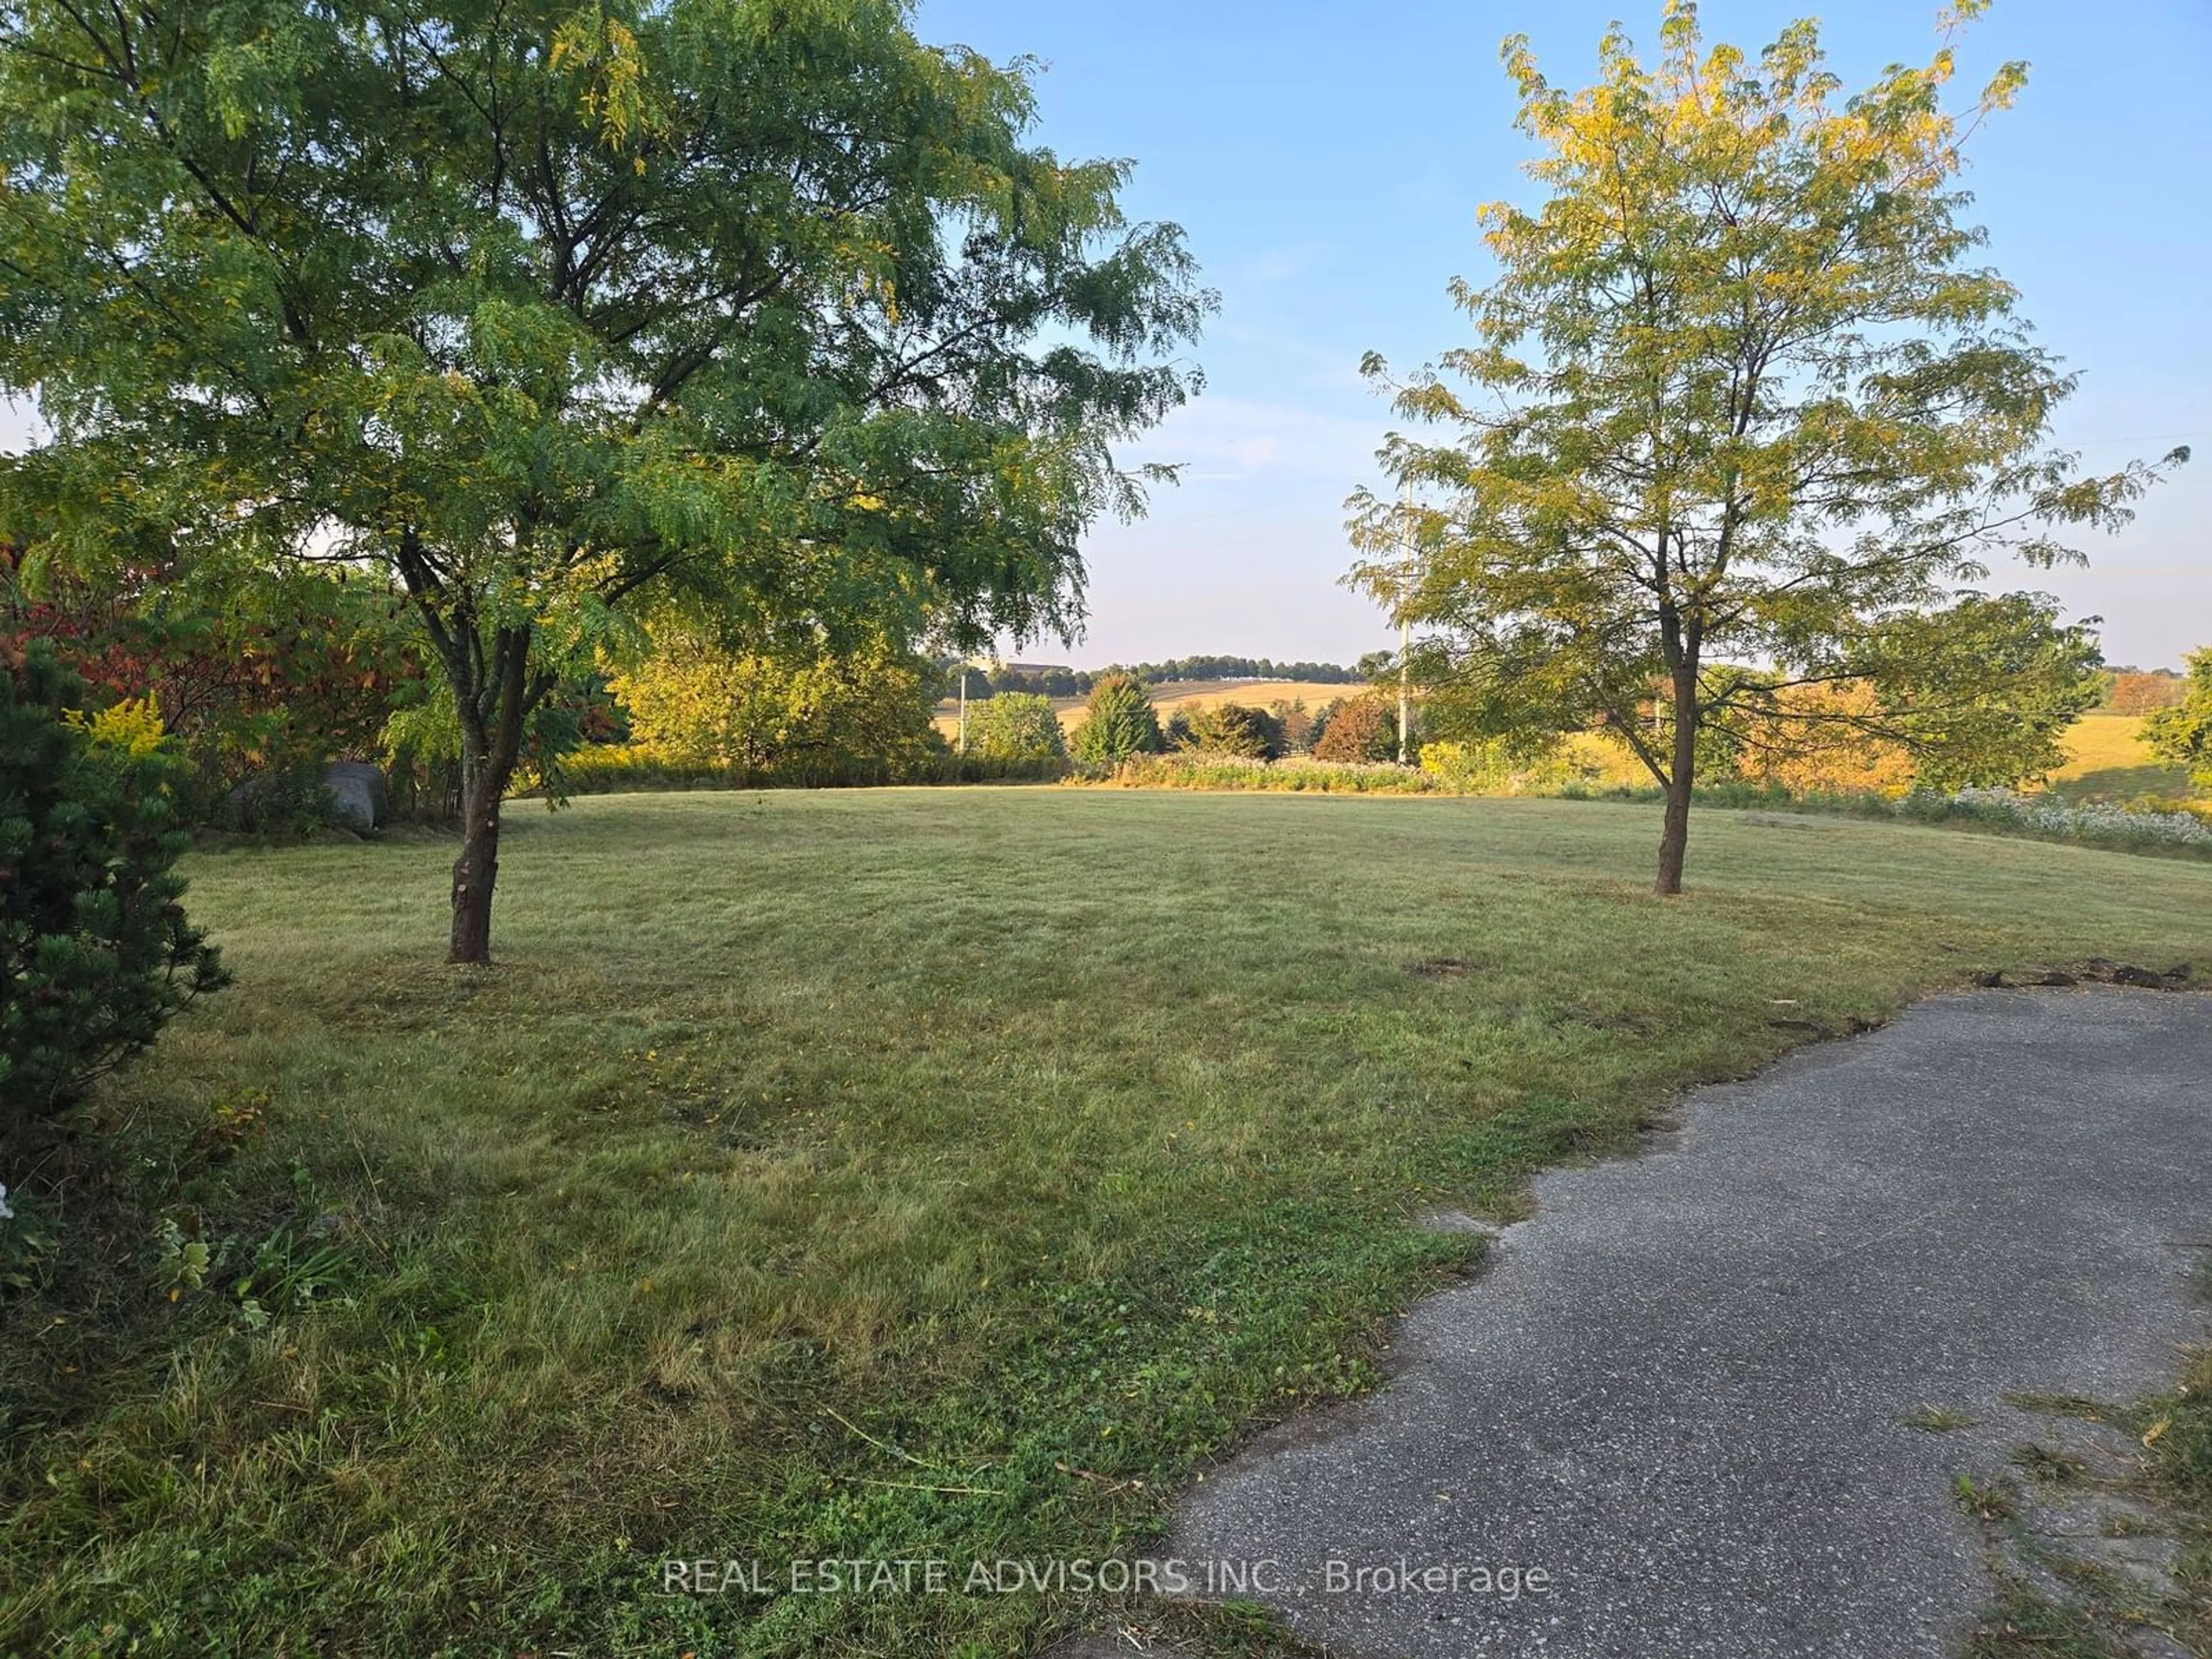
[393,533,547,965]
[1654,669,1699,896]
[1655,769,1693,895]
[444,628,535,965]
[449,765,503,964]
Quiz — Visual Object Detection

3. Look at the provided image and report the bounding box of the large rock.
[322,760,389,831]
[222,760,389,832]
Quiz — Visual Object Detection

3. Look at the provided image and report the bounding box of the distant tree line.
[1116,654,1369,686]
[950,654,1373,701]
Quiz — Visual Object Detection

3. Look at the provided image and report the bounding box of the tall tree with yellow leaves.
[1351,2,2182,892]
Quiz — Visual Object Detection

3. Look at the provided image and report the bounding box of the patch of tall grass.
[554,742,1068,794]
[1085,753,1440,793]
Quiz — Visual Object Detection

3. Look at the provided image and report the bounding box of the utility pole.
[1397,486,1414,765]
[957,663,969,756]
[1398,614,1411,764]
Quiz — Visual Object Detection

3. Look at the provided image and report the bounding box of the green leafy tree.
[2,642,228,1120]
[1070,672,1161,763]
[1350,3,2182,892]
[609,623,940,781]
[1842,594,2101,790]
[0,0,1209,960]
[1619,596,2096,794]
[963,691,1066,764]
[2145,648,2212,791]
[1165,701,1282,759]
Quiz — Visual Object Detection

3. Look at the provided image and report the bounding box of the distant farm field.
[2047,711,2192,801]
[1141,677,1354,718]
[9,791,2212,1657]
[932,677,1355,737]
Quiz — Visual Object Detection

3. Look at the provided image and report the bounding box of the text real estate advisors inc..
[659,1554,1556,1599]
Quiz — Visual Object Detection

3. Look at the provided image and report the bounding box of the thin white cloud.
[1127,393,1389,492]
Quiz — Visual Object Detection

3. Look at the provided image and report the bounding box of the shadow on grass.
[2046,763,2195,804]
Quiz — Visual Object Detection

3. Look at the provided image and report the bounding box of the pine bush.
[2,643,229,1119]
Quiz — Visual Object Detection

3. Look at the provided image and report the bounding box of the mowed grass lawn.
[6,790,2212,1657]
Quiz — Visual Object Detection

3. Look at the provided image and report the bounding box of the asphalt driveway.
[1169,990,2212,1658]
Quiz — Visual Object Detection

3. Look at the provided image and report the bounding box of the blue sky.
[916,0,2209,671]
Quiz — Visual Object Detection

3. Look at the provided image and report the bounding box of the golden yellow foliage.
[67,696,169,757]
[1741,683,1916,797]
